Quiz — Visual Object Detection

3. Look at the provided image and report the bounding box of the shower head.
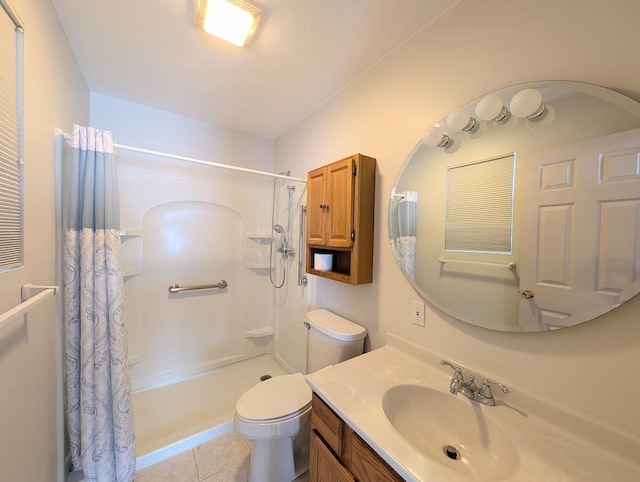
[273,224,285,234]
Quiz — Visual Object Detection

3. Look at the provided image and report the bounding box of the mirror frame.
[389,80,640,332]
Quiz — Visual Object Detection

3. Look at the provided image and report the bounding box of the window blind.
[0,2,23,271]
[445,153,515,253]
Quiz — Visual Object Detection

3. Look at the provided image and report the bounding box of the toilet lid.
[236,373,312,421]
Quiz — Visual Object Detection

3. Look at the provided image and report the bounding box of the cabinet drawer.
[311,393,343,454]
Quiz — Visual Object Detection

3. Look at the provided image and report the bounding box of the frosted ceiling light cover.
[422,126,450,148]
[198,0,262,47]
[476,94,508,122]
[509,88,545,119]
[446,108,476,132]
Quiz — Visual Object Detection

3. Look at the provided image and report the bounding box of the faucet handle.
[440,359,462,374]
[479,379,510,398]
[466,375,479,392]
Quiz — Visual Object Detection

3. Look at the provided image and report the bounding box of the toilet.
[234,309,367,482]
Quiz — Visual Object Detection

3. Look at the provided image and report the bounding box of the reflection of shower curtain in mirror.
[392,191,418,279]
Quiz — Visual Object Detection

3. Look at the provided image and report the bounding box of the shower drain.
[259,374,272,381]
[443,445,461,461]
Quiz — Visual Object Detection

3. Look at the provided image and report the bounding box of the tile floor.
[67,429,310,482]
[135,431,250,482]
[133,430,309,482]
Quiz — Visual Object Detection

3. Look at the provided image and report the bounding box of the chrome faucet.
[440,360,509,406]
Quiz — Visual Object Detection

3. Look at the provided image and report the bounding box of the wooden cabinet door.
[310,430,355,482]
[326,157,354,247]
[307,166,327,245]
[350,432,404,482]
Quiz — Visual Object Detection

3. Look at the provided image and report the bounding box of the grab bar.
[168,281,228,293]
[298,205,308,286]
[0,284,58,330]
[438,257,517,271]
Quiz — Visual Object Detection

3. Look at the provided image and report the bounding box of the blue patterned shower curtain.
[390,191,418,279]
[63,124,135,481]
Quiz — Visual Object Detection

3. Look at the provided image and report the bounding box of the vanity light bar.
[423,88,547,149]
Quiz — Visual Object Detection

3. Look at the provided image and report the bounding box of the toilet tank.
[306,309,367,373]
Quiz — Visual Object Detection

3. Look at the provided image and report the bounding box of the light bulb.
[509,88,546,119]
[422,126,450,148]
[446,108,476,132]
[475,94,508,122]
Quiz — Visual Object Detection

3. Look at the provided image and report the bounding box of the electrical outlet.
[412,300,425,326]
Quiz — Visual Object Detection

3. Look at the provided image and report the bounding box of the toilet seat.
[235,402,311,424]
[235,373,312,422]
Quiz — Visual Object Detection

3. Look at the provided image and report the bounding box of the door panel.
[309,430,355,482]
[519,128,640,329]
[307,166,326,245]
[326,158,354,247]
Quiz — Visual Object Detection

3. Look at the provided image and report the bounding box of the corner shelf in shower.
[123,269,142,278]
[128,353,142,367]
[244,327,275,338]
[244,262,273,270]
[244,233,276,271]
[244,233,275,244]
[120,229,143,279]
[119,230,142,238]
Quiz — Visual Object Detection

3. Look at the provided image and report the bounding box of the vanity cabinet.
[306,154,376,285]
[310,393,402,482]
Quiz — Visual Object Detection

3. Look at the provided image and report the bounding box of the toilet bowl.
[235,373,312,482]
[233,309,367,482]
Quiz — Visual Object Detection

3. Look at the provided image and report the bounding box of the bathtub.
[133,354,289,470]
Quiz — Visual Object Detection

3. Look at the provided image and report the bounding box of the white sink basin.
[306,333,640,481]
[382,384,519,481]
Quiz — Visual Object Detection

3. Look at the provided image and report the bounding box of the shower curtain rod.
[61,132,306,182]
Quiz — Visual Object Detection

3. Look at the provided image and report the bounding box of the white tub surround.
[133,354,288,469]
[305,333,640,481]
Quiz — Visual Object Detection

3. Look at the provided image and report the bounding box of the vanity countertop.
[305,332,640,481]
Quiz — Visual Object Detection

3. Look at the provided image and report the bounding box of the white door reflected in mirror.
[518,127,640,330]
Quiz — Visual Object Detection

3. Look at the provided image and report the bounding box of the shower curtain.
[391,191,418,279]
[63,124,135,481]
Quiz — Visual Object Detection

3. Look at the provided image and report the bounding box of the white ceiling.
[50,0,459,139]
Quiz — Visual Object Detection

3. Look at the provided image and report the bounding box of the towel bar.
[438,257,517,271]
[0,284,58,330]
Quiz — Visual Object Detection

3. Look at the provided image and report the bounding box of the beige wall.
[275,0,640,436]
[0,1,89,481]
[3,0,639,479]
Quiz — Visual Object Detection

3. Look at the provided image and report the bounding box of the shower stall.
[111,145,306,467]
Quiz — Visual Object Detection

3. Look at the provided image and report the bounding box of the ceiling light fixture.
[195,0,262,47]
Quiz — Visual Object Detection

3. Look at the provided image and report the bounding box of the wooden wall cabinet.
[309,393,403,482]
[306,154,376,285]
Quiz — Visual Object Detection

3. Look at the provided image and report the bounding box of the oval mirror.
[389,81,640,332]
